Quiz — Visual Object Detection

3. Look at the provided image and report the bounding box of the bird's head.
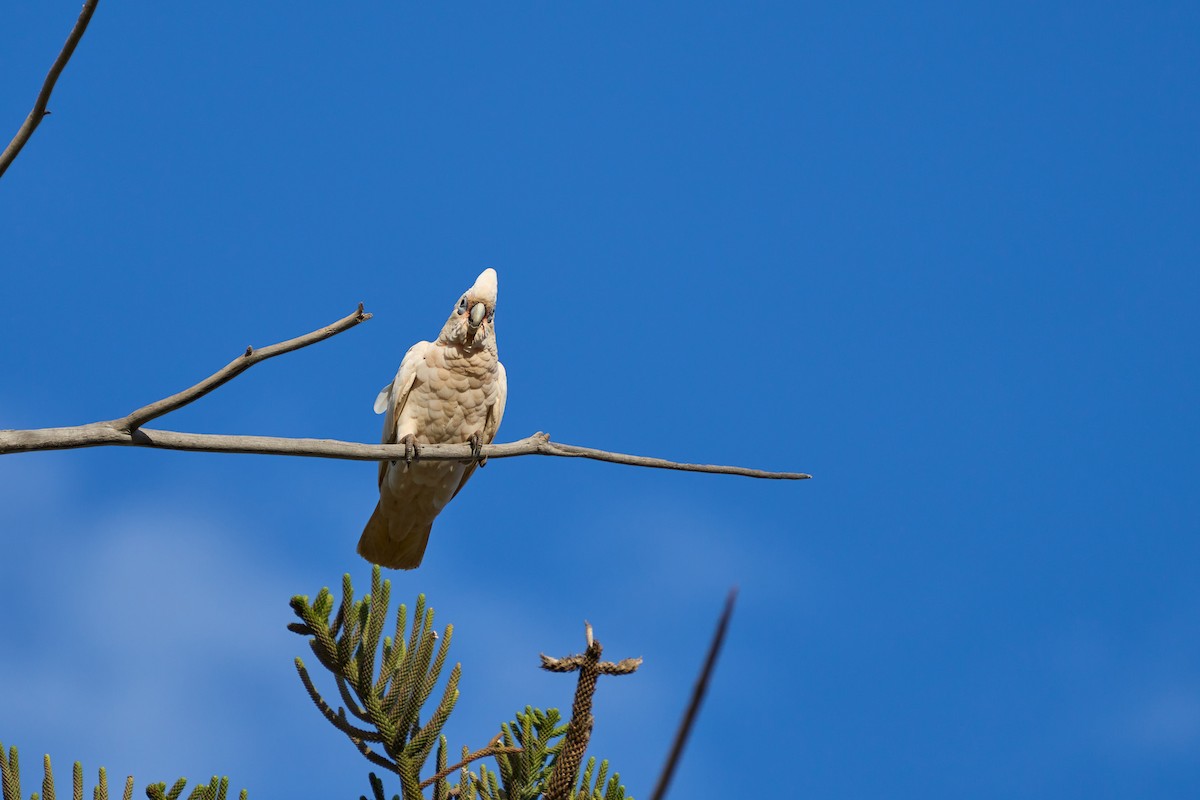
[439,268,498,352]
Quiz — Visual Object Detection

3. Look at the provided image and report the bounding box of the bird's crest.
[468,268,498,304]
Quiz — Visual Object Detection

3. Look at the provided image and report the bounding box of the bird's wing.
[487,361,508,443]
[375,340,430,486]
[450,361,507,501]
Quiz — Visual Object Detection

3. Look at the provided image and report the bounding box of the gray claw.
[468,431,487,467]
[400,434,418,466]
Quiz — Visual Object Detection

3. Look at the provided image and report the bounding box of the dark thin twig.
[417,746,523,790]
[648,588,738,800]
[0,0,100,179]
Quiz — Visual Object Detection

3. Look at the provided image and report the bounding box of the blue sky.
[2,1,1198,797]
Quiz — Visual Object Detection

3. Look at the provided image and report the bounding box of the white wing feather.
[489,362,508,442]
[375,341,430,485]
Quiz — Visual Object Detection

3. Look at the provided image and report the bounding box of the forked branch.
[0,306,811,480]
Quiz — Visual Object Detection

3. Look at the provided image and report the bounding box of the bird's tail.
[357,502,434,570]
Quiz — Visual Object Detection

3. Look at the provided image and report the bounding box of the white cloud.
[0,490,301,785]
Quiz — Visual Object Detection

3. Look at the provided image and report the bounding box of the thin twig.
[0,0,100,179]
[417,746,523,790]
[648,588,738,800]
[121,303,371,431]
[0,307,810,480]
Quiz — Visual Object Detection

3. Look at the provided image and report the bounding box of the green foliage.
[288,567,459,800]
[0,746,244,800]
[359,771,398,800]
[492,707,567,800]
[445,709,630,800]
[575,757,629,800]
[4,569,634,800]
[145,776,244,800]
[290,569,634,800]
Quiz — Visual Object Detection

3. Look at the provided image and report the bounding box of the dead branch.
[0,0,101,179]
[542,622,642,800]
[0,307,811,481]
[122,303,372,430]
[648,588,738,800]
[417,746,523,790]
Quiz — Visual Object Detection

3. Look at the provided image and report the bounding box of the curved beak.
[466,302,486,343]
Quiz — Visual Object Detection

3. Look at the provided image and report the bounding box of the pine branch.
[294,658,384,742]
[0,745,239,800]
[488,708,573,800]
[0,744,18,800]
[352,743,401,776]
[575,757,628,800]
[289,569,463,799]
[336,674,373,724]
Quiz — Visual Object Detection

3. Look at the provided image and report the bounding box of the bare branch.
[0,306,810,480]
[417,746,522,790]
[120,303,371,431]
[0,428,809,480]
[648,588,738,800]
[518,436,809,480]
[0,0,100,179]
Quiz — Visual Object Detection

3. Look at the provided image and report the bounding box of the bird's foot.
[400,433,419,466]
[468,431,487,467]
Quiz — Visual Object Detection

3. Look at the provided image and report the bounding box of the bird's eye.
[456,297,467,314]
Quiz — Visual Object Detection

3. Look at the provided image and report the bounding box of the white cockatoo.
[358,268,507,569]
